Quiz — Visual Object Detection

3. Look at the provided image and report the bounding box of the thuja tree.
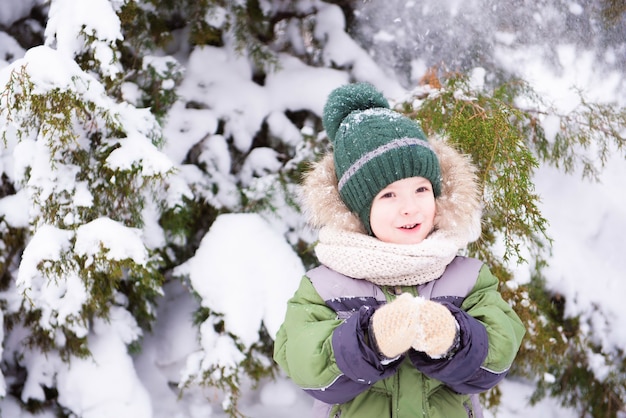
[0,50,174,402]
[0,0,177,412]
[0,0,318,415]
[411,72,626,417]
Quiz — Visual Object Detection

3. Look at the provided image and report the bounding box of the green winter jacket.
[273,260,525,418]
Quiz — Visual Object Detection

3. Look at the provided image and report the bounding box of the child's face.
[369,176,436,245]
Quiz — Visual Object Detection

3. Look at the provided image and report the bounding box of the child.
[273,82,526,418]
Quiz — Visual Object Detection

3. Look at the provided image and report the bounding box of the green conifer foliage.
[412,71,626,417]
[0,62,169,359]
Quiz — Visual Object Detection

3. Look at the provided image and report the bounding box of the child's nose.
[400,196,419,215]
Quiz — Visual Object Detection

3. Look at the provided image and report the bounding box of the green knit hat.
[322,82,441,234]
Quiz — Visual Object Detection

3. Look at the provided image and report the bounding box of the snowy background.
[0,0,625,417]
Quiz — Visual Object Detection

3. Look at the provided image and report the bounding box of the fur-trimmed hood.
[300,137,482,247]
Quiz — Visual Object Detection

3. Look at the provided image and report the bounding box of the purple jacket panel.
[305,305,401,404]
[409,301,496,394]
[303,374,370,404]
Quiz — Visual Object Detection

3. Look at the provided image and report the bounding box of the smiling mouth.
[400,224,419,230]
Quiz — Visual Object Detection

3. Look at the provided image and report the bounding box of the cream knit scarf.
[314,226,462,286]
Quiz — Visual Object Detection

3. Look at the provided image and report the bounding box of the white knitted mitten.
[371,293,421,358]
[411,297,458,358]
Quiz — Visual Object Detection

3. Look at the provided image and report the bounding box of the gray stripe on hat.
[337,137,434,191]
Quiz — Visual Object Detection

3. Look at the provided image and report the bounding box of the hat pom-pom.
[322,82,390,143]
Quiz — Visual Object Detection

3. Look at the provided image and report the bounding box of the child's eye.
[416,186,429,193]
[380,192,394,199]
